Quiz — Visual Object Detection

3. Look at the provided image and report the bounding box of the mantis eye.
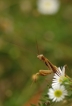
[37,54,44,60]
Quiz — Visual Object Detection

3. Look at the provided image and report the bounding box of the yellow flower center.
[59,76,64,83]
[54,90,62,97]
[58,76,68,84]
[45,2,51,7]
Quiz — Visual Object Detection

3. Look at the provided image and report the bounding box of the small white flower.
[52,66,67,87]
[37,0,60,15]
[48,85,68,102]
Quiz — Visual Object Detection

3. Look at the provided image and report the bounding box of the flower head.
[48,85,68,102]
[37,0,60,15]
[52,66,68,87]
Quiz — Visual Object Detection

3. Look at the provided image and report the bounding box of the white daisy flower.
[37,0,60,15]
[48,85,68,102]
[52,66,68,87]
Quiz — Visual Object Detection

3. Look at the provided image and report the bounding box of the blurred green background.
[0,0,72,106]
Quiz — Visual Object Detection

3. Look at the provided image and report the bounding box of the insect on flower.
[32,53,61,82]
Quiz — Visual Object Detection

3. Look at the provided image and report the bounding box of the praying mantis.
[32,53,67,82]
[2,37,67,82]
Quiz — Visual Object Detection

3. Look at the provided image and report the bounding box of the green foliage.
[31,94,51,106]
